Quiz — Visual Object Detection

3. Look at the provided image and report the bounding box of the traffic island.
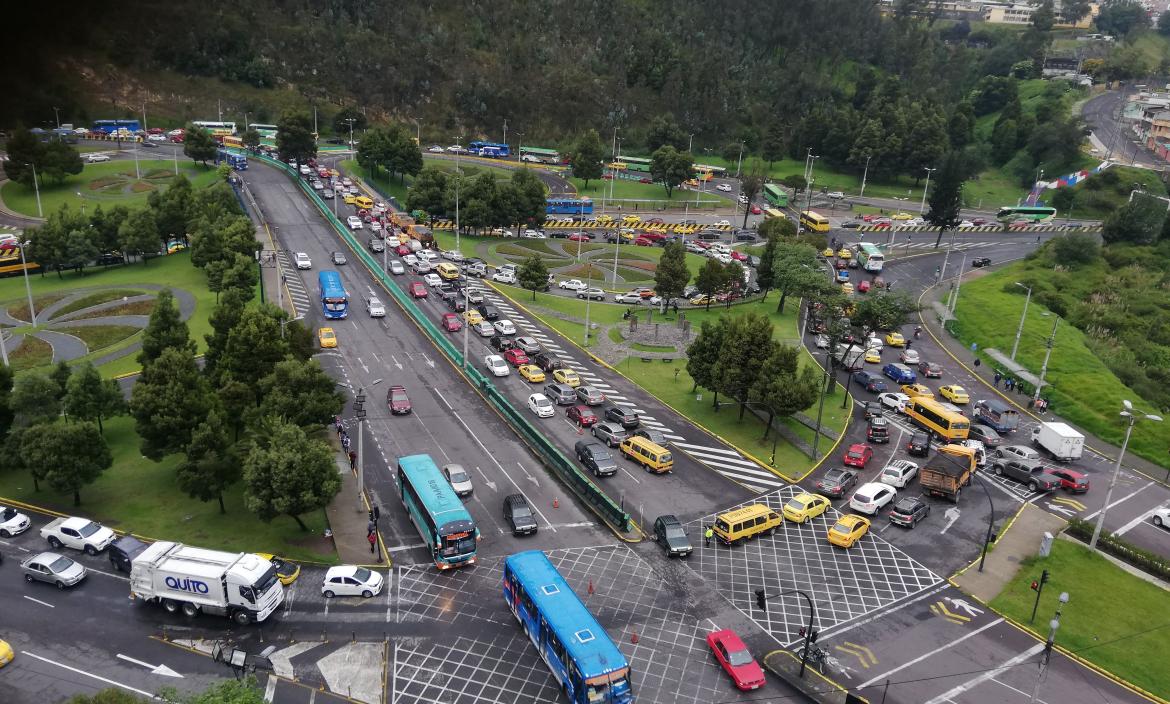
[761,649,868,703]
[952,502,1067,603]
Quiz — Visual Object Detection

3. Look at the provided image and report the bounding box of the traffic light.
[755,589,767,611]
[1031,569,1049,592]
[798,627,819,643]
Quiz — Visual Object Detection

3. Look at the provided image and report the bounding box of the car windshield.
[727,648,754,667]
[1,507,15,521]
[664,525,686,539]
[449,470,469,483]
[592,447,612,460]
[785,498,810,511]
[49,556,74,572]
[832,520,854,533]
[848,451,863,459]
[78,522,100,538]
[512,505,532,519]
[391,391,408,403]
[894,499,917,512]
[353,567,372,583]
[536,399,551,408]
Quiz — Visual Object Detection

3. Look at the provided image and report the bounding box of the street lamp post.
[411,117,420,146]
[353,388,367,511]
[455,136,463,252]
[1029,592,1069,704]
[1010,282,1032,361]
[1090,401,1163,549]
[735,141,745,178]
[280,314,304,339]
[53,107,61,129]
[919,167,936,214]
[29,163,43,218]
[688,133,694,153]
[19,241,36,326]
[975,470,996,572]
[462,286,470,370]
[860,155,872,198]
[1033,315,1059,405]
[811,350,832,458]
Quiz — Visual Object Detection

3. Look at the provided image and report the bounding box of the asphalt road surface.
[1081,87,1164,170]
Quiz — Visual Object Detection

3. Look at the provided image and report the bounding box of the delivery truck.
[129,541,284,625]
[918,444,978,503]
[1031,421,1084,462]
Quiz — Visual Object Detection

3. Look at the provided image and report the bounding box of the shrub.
[1064,518,1170,582]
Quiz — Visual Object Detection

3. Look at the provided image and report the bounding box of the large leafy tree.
[646,114,688,152]
[926,150,966,248]
[694,257,730,310]
[570,129,605,188]
[517,255,549,300]
[89,204,130,255]
[510,169,547,229]
[276,112,318,164]
[118,209,162,264]
[129,347,211,460]
[1102,195,1164,245]
[650,145,693,198]
[686,317,730,396]
[138,288,195,367]
[0,362,14,439]
[10,372,62,427]
[653,241,690,308]
[218,305,291,403]
[739,162,766,229]
[243,418,340,530]
[183,125,217,165]
[256,359,345,429]
[332,106,368,137]
[64,362,126,434]
[2,129,82,185]
[751,344,820,440]
[771,242,822,314]
[712,312,776,418]
[21,419,111,506]
[177,409,239,514]
[405,167,449,216]
[242,128,261,151]
[755,233,780,298]
[147,174,194,241]
[39,139,84,184]
[761,123,786,170]
[1095,0,1149,36]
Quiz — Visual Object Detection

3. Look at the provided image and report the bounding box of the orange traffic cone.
[588,580,594,595]
[552,497,560,509]
[631,631,639,644]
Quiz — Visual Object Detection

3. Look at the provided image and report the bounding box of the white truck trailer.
[1031,421,1085,462]
[129,541,284,625]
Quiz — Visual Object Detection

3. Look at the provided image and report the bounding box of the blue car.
[852,371,888,393]
[882,363,916,384]
[836,270,850,283]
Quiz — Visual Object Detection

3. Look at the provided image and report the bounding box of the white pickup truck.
[41,516,117,555]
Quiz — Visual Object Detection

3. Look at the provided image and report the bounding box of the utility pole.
[142,102,148,134]
[688,133,694,153]
[503,119,508,149]
[1091,403,1162,548]
[52,106,61,129]
[949,253,967,314]
[919,167,936,214]
[1033,315,1059,405]
[455,135,463,253]
[1010,283,1032,361]
[860,155,872,197]
[736,141,745,178]
[1029,593,1069,704]
[353,388,367,511]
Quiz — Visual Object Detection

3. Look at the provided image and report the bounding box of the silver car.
[22,551,87,589]
[443,464,474,496]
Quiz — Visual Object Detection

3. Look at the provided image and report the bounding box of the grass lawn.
[339,159,410,204]
[570,177,728,209]
[56,325,140,350]
[1046,165,1167,221]
[0,160,220,218]
[990,539,1170,698]
[949,266,1169,469]
[0,416,335,563]
[0,252,215,378]
[54,289,148,318]
[697,155,929,202]
[10,335,53,371]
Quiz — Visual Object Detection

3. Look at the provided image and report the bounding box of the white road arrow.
[422,354,435,369]
[117,653,184,678]
[471,465,498,492]
[391,355,403,370]
[1046,504,1076,517]
[940,507,961,534]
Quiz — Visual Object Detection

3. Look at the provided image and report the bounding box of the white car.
[146,133,167,142]
[523,230,546,239]
[849,482,898,515]
[389,260,405,275]
[864,337,883,352]
[86,154,111,163]
[738,194,749,204]
[322,565,384,598]
[346,216,363,230]
[428,145,445,153]
[417,250,438,262]
[446,145,468,154]
[413,260,433,274]
[443,464,474,496]
[299,165,312,176]
[527,393,555,418]
[424,273,442,288]
[493,319,517,336]
[168,128,185,136]
[341,177,353,187]
[294,252,312,270]
[877,392,910,414]
[713,220,731,227]
[814,334,830,349]
[491,228,515,237]
[1152,506,1170,529]
[827,191,846,200]
[716,183,732,192]
[475,321,496,337]
[879,460,920,489]
[484,354,510,376]
[492,270,517,284]
[366,297,386,317]
[39,516,116,554]
[899,349,920,364]
[959,220,975,228]
[0,505,32,537]
[441,249,464,262]
[402,254,419,267]
[559,279,586,291]
[369,220,383,232]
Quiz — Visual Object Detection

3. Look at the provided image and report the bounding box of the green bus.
[616,156,653,173]
[520,146,563,164]
[763,183,788,207]
[996,205,1056,223]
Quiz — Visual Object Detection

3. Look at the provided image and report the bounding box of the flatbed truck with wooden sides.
[918,444,978,503]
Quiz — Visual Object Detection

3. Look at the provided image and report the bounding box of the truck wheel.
[232,610,252,626]
[84,544,98,556]
[48,536,62,549]
[952,488,961,502]
[182,602,199,618]
[163,599,179,613]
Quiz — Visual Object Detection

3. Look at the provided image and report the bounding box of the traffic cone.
[588,580,594,595]
[631,631,639,644]
[552,497,560,509]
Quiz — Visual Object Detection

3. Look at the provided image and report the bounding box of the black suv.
[478,304,500,321]
[889,497,930,528]
[575,440,618,477]
[907,432,931,457]
[864,402,884,421]
[490,335,517,353]
[652,515,692,557]
[867,416,890,444]
[108,535,149,573]
[603,406,640,429]
[503,494,538,535]
[533,352,564,373]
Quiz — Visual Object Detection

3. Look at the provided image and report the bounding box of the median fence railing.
[251,152,632,533]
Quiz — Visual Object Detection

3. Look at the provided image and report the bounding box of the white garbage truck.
[129,541,284,625]
[1031,421,1085,462]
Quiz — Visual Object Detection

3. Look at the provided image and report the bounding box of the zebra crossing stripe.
[607,395,628,400]
[672,442,744,458]
[614,401,636,407]
[664,433,686,441]
[683,450,767,471]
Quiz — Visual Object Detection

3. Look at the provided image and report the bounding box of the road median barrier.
[762,650,869,703]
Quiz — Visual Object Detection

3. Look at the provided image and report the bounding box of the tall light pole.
[1029,592,1069,704]
[919,166,936,214]
[688,133,694,153]
[53,107,61,129]
[462,285,470,370]
[410,117,420,146]
[19,241,36,326]
[516,132,524,167]
[1033,314,1059,405]
[860,155,872,198]
[344,118,356,150]
[26,163,44,218]
[142,102,148,134]
[736,141,745,178]
[1090,401,1162,549]
[244,112,250,132]
[1010,282,1032,361]
[503,119,508,148]
[353,388,367,512]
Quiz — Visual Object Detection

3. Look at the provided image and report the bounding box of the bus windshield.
[586,669,632,702]
[441,530,477,557]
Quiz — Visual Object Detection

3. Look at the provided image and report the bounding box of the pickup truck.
[40,516,117,555]
[991,457,1060,492]
[918,444,977,502]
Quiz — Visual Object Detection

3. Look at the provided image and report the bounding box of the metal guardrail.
[252,152,632,533]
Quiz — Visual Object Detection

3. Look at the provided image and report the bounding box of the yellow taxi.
[901,383,934,399]
[595,214,614,224]
[329,169,341,178]
[343,193,358,205]
[837,247,852,260]
[0,639,13,668]
[518,364,546,383]
[864,348,882,364]
[841,282,855,296]
[884,331,906,347]
[690,294,715,306]
[256,553,301,585]
[463,309,484,326]
[827,514,871,548]
[822,247,835,258]
[890,211,913,220]
[939,385,970,404]
[782,492,831,524]
[553,368,581,387]
[318,327,338,348]
[622,214,642,224]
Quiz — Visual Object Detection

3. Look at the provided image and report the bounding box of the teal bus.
[763,183,789,207]
[615,156,652,173]
[396,454,480,570]
[996,205,1056,223]
[504,551,634,703]
[856,242,885,273]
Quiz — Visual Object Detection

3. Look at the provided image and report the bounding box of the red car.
[386,385,412,415]
[568,233,592,242]
[972,217,987,226]
[639,177,652,184]
[857,280,871,293]
[639,232,667,242]
[843,443,874,468]
[706,629,766,691]
[410,282,428,298]
[602,174,614,180]
[567,405,598,426]
[396,244,412,256]
[645,218,664,224]
[750,205,762,215]
[730,250,748,262]
[634,237,654,246]
[504,348,530,366]
[1044,467,1090,493]
[441,313,462,332]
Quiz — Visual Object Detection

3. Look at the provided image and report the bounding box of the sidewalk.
[323,454,386,565]
[919,285,1170,486]
[953,503,1068,603]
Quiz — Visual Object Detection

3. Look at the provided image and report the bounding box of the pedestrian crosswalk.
[279,251,312,316]
[879,240,997,251]
[462,280,788,495]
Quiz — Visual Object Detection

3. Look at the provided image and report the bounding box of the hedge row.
[1065,517,1170,582]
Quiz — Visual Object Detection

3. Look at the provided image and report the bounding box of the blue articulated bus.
[503,551,634,703]
[469,141,511,158]
[92,119,142,134]
[397,454,480,570]
[546,198,594,215]
[216,148,248,171]
[317,271,349,319]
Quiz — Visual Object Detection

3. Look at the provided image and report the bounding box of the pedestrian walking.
[1006,377,1014,391]
[993,372,1002,387]
[704,525,714,547]
[334,416,343,435]
[343,435,351,452]
[349,450,357,470]
[368,531,377,554]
